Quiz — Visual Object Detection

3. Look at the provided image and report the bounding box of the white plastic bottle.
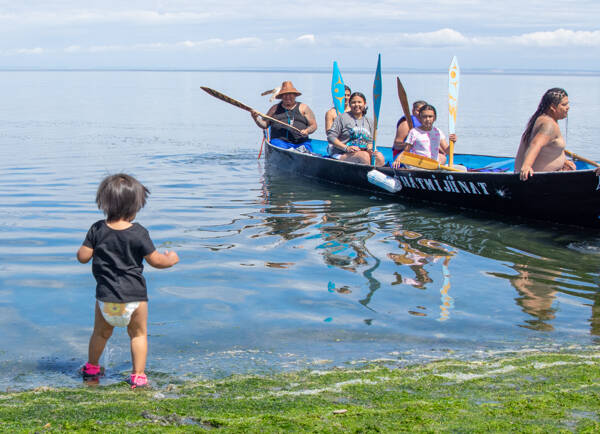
[367,170,402,193]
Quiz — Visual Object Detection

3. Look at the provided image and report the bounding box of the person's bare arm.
[300,104,317,136]
[439,138,449,156]
[145,250,179,269]
[325,109,336,132]
[393,120,410,151]
[250,104,278,129]
[519,120,556,180]
[77,245,94,263]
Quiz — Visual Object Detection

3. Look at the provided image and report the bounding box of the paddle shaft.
[565,150,600,168]
[396,77,413,130]
[201,86,304,135]
[400,152,465,172]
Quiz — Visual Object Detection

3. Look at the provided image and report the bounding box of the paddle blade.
[448,56,460,135]
[371,54,382,165]
[400,152,441,170]
[448,56,460,167]
[372,54,382,131]
[201,86,254,113]
[396,77,413,130]
[331,61,345,115]
[399,152,466,172]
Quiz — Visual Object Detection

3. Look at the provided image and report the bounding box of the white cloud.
[0,10,215,26]
[296,34,316,44]
[1,47,45,55]
[1,1,598,29]
[506,29,600,47]
[0,1,599,68]
[65,45,81,53]
[332,28,600,49]
[225,37,261,47]
[3,27,597,59]
[60,37,265,54]
[332,29,469,48]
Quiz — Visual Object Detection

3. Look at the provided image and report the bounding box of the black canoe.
[265,138,600,228]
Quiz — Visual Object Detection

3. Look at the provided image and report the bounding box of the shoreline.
[1,349,599,431]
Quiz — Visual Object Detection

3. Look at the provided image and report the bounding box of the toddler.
[77,173,179,388]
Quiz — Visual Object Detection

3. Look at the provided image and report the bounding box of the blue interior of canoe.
[272,138,596,172]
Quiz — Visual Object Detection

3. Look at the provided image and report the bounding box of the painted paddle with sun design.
[448,56,460,167]
[331,61,345,115]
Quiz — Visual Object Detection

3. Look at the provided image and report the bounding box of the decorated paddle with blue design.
[372,54,382,166]
[448,56,460,167]
[331,61,345,115]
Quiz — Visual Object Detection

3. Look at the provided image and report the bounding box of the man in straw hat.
[251,80,317,152]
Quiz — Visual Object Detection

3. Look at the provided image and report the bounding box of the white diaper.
[99,301,140,327]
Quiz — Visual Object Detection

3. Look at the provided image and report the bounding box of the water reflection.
[260,166,600,335]
[388,230,457,321]
[510,265,557,332]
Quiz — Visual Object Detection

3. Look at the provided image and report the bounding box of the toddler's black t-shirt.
[83,220,156,302]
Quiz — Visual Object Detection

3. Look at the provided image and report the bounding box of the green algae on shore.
[1,351,599,432]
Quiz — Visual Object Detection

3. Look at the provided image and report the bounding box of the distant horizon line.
[0,66,599,76]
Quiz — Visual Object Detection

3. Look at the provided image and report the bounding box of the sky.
[1,0,599,71]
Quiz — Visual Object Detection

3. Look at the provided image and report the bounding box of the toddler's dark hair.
[96,173,149,222]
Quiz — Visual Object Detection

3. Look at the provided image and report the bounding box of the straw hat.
[276,81,301,98]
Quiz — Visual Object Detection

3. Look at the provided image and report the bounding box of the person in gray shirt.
[326,92,384,166]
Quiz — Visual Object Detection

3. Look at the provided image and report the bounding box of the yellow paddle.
[565,150,600,168]
[400,152,466,172]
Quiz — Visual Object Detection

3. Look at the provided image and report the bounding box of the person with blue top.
[251,81,317,152]
[392,100,427,160]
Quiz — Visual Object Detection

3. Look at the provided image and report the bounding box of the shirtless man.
[514,88,576,181]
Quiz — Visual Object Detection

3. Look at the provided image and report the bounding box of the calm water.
[1,70,600,390]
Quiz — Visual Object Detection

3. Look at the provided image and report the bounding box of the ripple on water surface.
[2,71,600,390]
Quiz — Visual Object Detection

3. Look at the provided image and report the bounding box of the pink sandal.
[79,362,104,379]
[128,373,148,389]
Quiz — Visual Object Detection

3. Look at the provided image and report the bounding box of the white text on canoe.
[396,174,491,195]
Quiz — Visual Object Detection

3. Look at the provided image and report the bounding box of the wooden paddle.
[400,152,466,172]
[200,86,304,135]
[565,150,600,168]
[396,77,413,130]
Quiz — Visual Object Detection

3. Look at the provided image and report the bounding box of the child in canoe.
[392,104,457,169]
[77,173,179,388]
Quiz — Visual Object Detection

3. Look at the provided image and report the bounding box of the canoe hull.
[265,140,600,228]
